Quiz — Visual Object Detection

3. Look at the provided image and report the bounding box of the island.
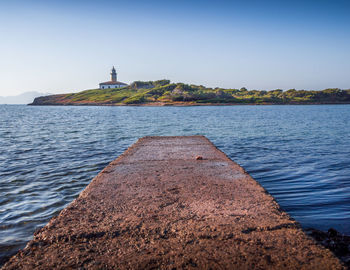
[29,80,350,106]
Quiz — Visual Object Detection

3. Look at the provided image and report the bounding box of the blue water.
[1,104,350,261]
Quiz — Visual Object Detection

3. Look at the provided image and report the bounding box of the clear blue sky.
[0,0,349,95]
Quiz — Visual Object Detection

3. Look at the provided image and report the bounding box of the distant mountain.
[0,91,51,104]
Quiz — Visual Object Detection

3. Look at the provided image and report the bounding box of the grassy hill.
[30,80,350,106]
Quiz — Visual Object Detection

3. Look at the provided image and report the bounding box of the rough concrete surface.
[2,136,345,269]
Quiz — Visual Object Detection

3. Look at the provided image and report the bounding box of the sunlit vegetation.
[31,80,350,105]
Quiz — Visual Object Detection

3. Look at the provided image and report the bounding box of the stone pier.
[2,136,344,269]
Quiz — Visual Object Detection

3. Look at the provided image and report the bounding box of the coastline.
[28,101,350,106]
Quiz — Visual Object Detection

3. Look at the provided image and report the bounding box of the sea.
[1,104,349,263]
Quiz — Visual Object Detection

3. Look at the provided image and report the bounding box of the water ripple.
[0,104,350,263]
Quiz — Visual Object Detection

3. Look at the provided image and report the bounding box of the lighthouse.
[111,66,117,82]
[99,66,128,89]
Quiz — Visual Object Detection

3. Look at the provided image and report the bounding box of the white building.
[99,66,128,89]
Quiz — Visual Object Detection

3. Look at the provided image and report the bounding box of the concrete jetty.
[2,136,344,269]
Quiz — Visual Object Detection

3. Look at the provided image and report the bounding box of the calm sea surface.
[1,104,350,262]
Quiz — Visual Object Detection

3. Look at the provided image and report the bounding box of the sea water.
[1,104,349,262]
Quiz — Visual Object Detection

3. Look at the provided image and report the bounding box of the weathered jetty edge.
[2,136,343,269]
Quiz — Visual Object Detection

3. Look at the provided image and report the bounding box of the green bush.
[123,94,146,104]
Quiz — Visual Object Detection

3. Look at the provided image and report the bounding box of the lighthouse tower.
[111,66,117,82]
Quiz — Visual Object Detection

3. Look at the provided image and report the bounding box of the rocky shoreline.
[305,228,350,269]
[29,100,350,106]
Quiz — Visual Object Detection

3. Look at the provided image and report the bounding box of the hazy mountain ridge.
[0,92,51,104]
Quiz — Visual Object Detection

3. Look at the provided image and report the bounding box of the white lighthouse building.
[99,66,128,89]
